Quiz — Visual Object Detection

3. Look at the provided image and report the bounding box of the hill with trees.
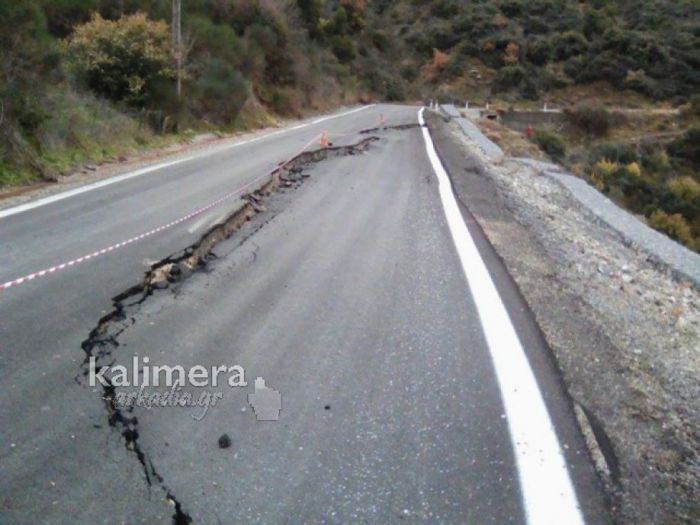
[1,0,698,187]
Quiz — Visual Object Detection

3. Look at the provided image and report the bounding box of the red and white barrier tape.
[0,133,322,293]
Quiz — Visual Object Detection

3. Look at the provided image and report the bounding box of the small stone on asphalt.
[218,433,231,449]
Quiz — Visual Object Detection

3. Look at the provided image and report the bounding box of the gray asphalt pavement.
[0,105,608,524]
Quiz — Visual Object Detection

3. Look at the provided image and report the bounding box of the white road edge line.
[418,107,584,525]
[0,104,375,220]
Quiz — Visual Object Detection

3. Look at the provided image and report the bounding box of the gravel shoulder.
[426,111,700,524]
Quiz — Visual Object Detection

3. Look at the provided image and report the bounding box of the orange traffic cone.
[319,132,330,148]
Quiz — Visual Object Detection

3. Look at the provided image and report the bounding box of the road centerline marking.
[418,107,584,525]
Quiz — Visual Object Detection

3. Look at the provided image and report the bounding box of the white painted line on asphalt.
[0,133,322,293]
[0,105,375,220]
[418,107,584,525]
[187,208,234,234]
[311,104,373,124]
[0,156,195,220]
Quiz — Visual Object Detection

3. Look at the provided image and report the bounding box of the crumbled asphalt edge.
[359,122,424,134]
[75,135,379,524]
[425,111,700,523]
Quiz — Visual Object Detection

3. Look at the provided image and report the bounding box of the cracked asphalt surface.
[1,105,609,524]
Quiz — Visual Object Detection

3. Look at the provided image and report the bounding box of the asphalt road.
[0,105,608,524]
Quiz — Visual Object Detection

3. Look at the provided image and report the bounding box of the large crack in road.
[74,135,379,525]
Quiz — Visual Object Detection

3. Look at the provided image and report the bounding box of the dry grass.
[478,118,544,159]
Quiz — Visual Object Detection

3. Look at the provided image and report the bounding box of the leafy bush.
[583,8,613,40]
[330,34,357,63]
[267,87,300,117]
[399,64,418,81]
[500,1,524,18]
[493,65,526,91]
[192,59,249,125]
[384,78,405,102]
[592,158,618,179]
[625,162,641,178]
[41,0,98,38]
[431,0,459,18]
[592,143,638,165]
[647,210,695,249]
[296,0,323,39]
[668,126,700,167]
[370,30,390,52]
[550,31,588,61]
[589,158,617,188]
[0,2,57,134]
[667,177,700,203]
[525,38,551,66]
[565,104,612,136]
[534,129,566,160]
[63,13,173,108]
[641,150,671,173]
[188,16,244,70]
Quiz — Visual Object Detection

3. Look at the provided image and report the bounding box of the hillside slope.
[1,0,698,186]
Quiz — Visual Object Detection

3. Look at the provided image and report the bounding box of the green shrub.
[537,67,570,90]
[384,78,405,102]
[583,8,613,40]
[188,16,244,69]
[41,0,99,38]
[667,177,700,203]
[330,34,356,63]
[565,104,613,136]
[534,129,566,160]
[668,126,700,167]
[63,13,173,108]
[493,65,526,91]
[328,6,349,35]
[500,1,524,18]
[641,150,671,174]
[525,38,552,66]
[296,0,323,39]
[267,88,299,117]
[647,210,695,249]
[592,143,638,165]
[399,64,418,81]
[0,1,57,136]
[431,0,459,18]
[192,59,249,125]
[370,30,390,52]
[550,31,588,61]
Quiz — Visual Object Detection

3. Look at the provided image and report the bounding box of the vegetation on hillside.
[1,0,698,188]
[382,0,699,103]
[525,102,700,252]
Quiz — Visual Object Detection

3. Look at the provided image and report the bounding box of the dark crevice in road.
[579,402,621,484]
[75,135,379,524]
[360,122,425,134]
